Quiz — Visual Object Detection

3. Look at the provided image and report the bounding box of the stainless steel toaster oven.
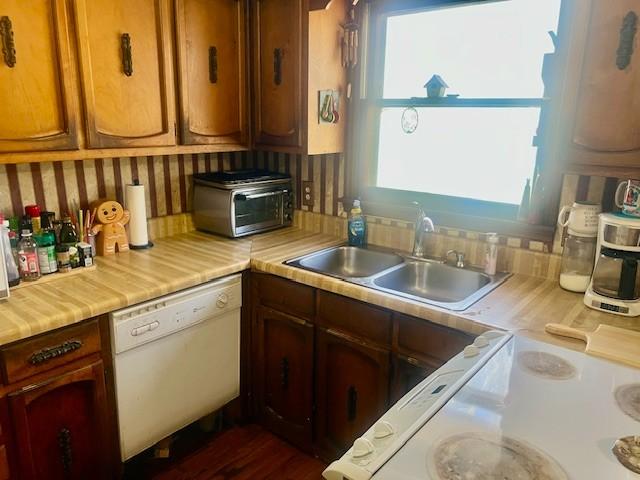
[193,170,293,238]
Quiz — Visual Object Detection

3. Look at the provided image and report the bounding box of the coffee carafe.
[584,212,640,316]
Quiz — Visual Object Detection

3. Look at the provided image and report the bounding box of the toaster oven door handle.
[236,191,283,201]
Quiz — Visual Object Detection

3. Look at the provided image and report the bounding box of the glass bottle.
[60,217,79,268]
[17,231,41,281]
[559,233,597,292]
[36,230,58,275]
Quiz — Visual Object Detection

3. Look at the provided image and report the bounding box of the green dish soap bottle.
[348,200,367,247]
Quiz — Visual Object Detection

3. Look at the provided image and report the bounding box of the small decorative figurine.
[91,200,130,256]
[424,74,448,98]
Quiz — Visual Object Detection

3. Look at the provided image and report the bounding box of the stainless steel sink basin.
[286,246,404,278]
[285,245,510,311]
[372,260,509,310]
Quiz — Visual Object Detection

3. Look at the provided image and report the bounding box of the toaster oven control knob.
[473,336,489,348]
[352,438,374,458]
[463,345,480,358]
[285,213,292,221]
[216,293,229,308]
[373,421,394,439]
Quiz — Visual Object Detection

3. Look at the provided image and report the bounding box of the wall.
[0,151,345,220]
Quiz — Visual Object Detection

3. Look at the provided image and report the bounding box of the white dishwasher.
[110,274,242,461]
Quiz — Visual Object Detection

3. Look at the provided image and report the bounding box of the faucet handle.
[446,250,466,268]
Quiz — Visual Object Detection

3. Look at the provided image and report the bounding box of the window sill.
[350,197,556,245]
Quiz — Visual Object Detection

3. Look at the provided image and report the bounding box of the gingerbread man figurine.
[91,200,130,256]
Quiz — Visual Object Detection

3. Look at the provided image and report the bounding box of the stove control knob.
[473,336,489,348]
[373,421,394,439]
[352,438,375,458]
[216,293,229,308]
[463,345,480,358]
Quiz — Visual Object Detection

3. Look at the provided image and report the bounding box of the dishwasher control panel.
[110,274,242,354]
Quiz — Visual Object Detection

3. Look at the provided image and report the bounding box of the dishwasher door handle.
[131,321,160,337]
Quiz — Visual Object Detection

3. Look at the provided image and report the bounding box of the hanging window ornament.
[401,107,419,134]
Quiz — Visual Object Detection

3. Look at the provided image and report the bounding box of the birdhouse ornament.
[91,200,130,256]
[424,75,448,98]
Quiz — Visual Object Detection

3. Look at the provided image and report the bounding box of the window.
[363,0,562,220]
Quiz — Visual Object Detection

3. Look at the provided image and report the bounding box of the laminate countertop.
[0,227,637,350]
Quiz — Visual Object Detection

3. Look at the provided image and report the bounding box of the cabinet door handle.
[273,48,283,85]
[58,427,73,475]
[280,357,289,390]
[29,340,83,365]
[121,33,133,76]
[209,46,218,83]
[0,16,16,68]
[347,386,358,422]
[617,11,638,70]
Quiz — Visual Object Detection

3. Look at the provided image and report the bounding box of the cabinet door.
[315,328,390,460]
[254,307,314,451]
[0,0,78,152]
[73,0,176,148]
[9,361,111,480]
[175,0,247,145]
[252,0,305,149]
[573,1,640,152]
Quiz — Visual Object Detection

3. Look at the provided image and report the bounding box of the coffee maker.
[584,213,640,316]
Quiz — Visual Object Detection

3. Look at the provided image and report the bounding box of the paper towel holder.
[128,179,154,250]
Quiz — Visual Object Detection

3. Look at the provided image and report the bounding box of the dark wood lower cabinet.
[8,361,111,480]
[250,273,476,462]
[254,306,314,452]
[315,328,390,460]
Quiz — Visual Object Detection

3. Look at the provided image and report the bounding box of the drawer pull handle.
[0,16,16,68]
[121,33,133,76]
[347,385,358,422]
[280,357,289,390]
[209,46,218,83]
[273,48,283,85]
[617,11,638,70]
[29,340,83,365]
[58,427,73,474]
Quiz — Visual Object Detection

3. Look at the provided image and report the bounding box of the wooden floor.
[124,424,326,480]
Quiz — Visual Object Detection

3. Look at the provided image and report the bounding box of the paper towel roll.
[125,182,150,247]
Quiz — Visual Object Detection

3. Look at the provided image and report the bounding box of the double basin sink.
[285,245,510,311]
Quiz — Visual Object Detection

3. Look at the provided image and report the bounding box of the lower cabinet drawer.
[0,320,101,385]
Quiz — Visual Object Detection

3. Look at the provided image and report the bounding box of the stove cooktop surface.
[373,335,640,479]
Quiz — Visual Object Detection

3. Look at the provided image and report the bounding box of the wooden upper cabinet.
[175,0,247,146]
[252,0,305,150]
[0,0,78,153]
[572,1,640,154]
[73,0,176,148]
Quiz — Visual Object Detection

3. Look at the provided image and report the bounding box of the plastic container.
[17,231,41,281]
[0,220,20,287]
[347,200,367,247]
[484,233,499,275]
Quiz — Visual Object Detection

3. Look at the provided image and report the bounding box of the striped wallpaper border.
[0,151,346,221]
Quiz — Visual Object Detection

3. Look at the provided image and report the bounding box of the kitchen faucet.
[412,202,435,257]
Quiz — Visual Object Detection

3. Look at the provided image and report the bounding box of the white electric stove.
[324,331,640,480]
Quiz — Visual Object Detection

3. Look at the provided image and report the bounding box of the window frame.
[348,0,570,241]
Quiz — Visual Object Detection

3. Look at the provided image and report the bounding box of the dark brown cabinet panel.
[390,354,436,404]
[251,0,305,149]
[394,313,473,364]
[315,328,389,460]
[317,291,392,346]
[175,0,248,146]
[0,0,79,152]
[252,273,315,320]
[254,306,314,452]
[8,361,111,480]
